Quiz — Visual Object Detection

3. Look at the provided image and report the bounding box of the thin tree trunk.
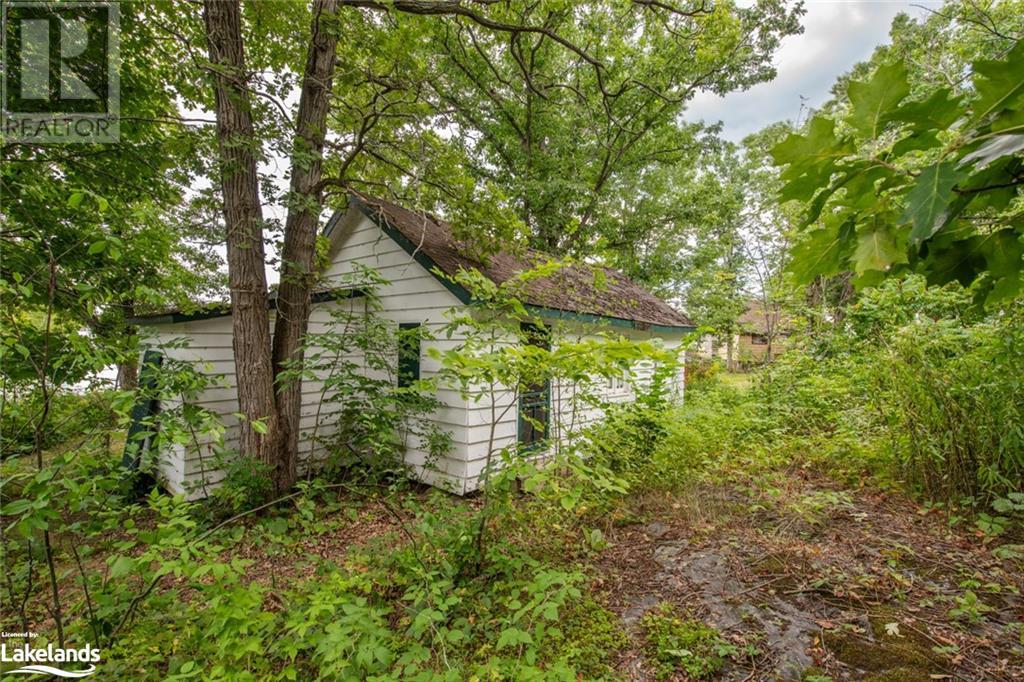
[116,303,139,390]
[38,255,64,647]
[270,0,340,495]
[203,0,281,479]
[116,354,138,392]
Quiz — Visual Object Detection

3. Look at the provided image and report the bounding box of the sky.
[684,0,939,142]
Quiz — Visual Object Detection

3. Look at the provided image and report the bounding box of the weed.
[948,590,993,623]
[640,603,734,680]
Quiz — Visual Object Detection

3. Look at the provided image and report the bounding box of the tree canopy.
[773,7,1024,306]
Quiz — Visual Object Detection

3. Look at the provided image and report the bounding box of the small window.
[518,323,550,448]
[398,323,421,388]
[751,334,769,345]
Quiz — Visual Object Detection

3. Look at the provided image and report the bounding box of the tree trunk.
[116,353,138,392]
[117,302,139,391]
[270,0,340,495]
[203,0,281,480]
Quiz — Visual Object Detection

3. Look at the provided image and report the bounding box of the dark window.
[398,323,421,388]
[518,323,550,449]
[751,334,769,345]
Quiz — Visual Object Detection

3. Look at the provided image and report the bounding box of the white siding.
[137,206,686,498]
[460,323,686,488]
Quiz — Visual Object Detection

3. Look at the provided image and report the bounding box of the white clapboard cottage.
[130,192,694,497]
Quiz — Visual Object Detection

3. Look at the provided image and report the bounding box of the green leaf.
[853,226,906,274]
[250,419,268,435]
[992,498,1014,513]
[88,241,107,255]
[901,162,969,245]
[109,555,135,578]
[971,40,1024,124]
[979,229,1023,303]
[846,61,910,138]
[772,115,852,165]
[787,218,856,284]
[921,237,986,287]
[0,499,34,516]
[772,116,855,201]
[884,88,962,134]
[67,191,85,208]
[890,129,940,157]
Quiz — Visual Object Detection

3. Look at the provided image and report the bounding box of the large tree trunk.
[270,0,340,494]
[203,0,281,480]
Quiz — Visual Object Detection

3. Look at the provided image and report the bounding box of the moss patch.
[540,594,628,679]
[864,668,936,682]
[822,627,944,676]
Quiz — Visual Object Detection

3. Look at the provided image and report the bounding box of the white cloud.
[685,0,940,141]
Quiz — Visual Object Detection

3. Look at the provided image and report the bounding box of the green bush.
[1,389,116,458]
[753,277,1024,503]
[869,314,1024,501]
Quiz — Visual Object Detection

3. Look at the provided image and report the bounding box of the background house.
[693,298,792,369]
[130,193,694,497]
[735,299,791,365]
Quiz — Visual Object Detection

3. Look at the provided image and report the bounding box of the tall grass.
[757,279,1024,504]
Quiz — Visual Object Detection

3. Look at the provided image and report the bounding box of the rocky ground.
[594,468,1024,681]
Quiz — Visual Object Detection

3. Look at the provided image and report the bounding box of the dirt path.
[595,469,1024,681]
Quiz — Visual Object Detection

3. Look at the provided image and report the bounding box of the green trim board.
[523,305,695,335]
[127,288,366,325]
[349,194,474,305]
[122,350,164,494]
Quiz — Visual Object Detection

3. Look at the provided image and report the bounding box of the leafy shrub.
[870,314,1024,501]
[1,389,116,458]
[684,356,722,388]
[754,277,1024,503]
[209,457,274,515]
[586,401,667,483]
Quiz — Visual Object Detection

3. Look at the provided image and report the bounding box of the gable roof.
[336,192,693,333]
[737,299,793,336]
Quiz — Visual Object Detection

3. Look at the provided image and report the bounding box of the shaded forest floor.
[154,453,1024,680]
[595,464,1024,681]
[4,431,1023,681]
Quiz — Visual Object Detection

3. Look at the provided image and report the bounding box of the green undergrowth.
[640,603,745,680]
[4,279,1022,680]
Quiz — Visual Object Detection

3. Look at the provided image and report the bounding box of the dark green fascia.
[523,305,695,335]
[322,208,344,237]
[128,288,366,325]
[350,194,694,336]
[350,194,474,305]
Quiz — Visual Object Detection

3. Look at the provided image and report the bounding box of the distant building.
[693,299,792,369]
[735,300,792,365]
